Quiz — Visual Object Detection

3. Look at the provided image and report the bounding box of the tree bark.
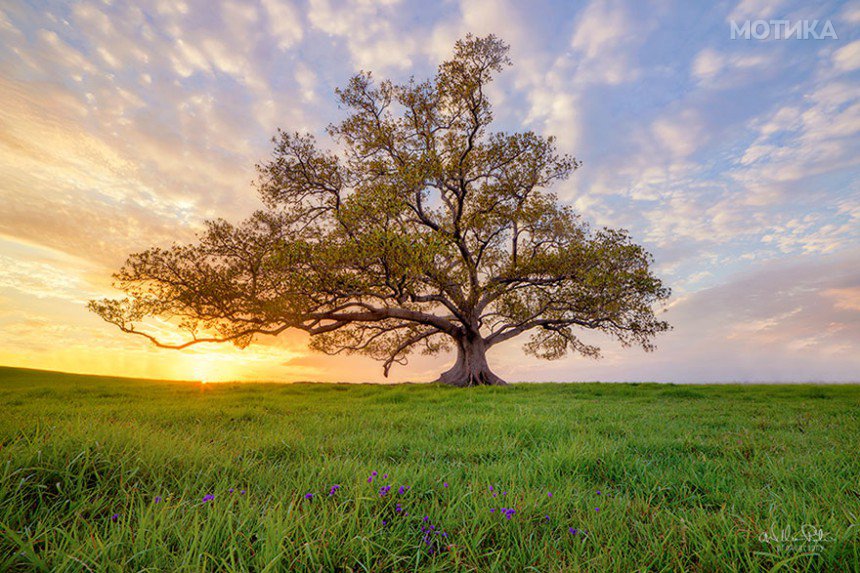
[436,335,507,387]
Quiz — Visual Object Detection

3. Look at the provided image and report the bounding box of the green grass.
[1,366,858,572]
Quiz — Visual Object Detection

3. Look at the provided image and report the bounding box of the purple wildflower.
[372,471,378,476]
[547,492,553,498]
[443,482,448,488]
[595,507,600,512]
[382,520,387,526]
[423,516,429,522]
[383,474,388,479]
[154,496,162,504]
[545,515,550,522]
[397,485,409,495]
[240,490,246,495]
[202,494,214,503]
[229,488,234,493]
[304,493,314,500]
[490,508,496,513]
[379,485,391,497]
[367,476,373,483]
[329,485,341,496]
[596,490,601,495]
[569,528,578,535]
[111,514,119,522]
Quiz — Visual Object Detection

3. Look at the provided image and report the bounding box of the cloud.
[691,47,776,87]
[261,0,303,50]
[307,0,418,70]
[651,110,706,159]
[832,39,860,72]
[823,287,860,312]
[728,0,787,21]
[730,74,860,205]
[568,0,642,85]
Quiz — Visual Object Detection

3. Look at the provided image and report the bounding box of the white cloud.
[307,0,416,70]
[651,110,706,159]
[832,39,860,72]
[569,0,640,85]
[691,47,775,87]
[728,0,786,22]
[261,0,303,50]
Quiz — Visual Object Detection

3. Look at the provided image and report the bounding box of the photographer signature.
[759,524,833,554]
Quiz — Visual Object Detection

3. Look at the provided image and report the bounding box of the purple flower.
[111,514,119,522]
[202,494,214,503]
[367,477,373,483]
[489,486,493,492]
[382,520,387,526]
[490,508,496,513]
[154,496,162,504]
[569,528,578,535]
[304,493,314,500]
[240,490,246,495]
[229,488,234,493]
[443,482,448,488]
[379,485,391,497]
[395,504,403,513]
[545,515,550,522]
[329,485,341,496]
[502,491,507,496]
[398,485,409,495]
[547,492,553,498]
[383,474,388,479]
[423,516,429,522]
[372,471,378,476]
[595,507,600,512]
[596,490,601,495]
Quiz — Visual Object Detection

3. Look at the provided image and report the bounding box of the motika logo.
[730,19,838,40]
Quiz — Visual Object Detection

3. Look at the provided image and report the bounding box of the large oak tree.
[90,35,670,386]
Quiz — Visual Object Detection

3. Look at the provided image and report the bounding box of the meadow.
[0,366,858,572]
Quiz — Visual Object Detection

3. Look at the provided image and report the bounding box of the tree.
[89,35,670,387]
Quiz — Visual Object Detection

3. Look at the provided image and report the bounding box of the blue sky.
[0,0,858,382]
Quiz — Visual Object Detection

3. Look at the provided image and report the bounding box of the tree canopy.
[90,34,670,386]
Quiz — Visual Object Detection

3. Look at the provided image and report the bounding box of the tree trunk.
[436,336,507,387]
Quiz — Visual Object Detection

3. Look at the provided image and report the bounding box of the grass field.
[0,366,858,572]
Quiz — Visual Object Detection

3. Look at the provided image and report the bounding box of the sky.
[1,0,859,383]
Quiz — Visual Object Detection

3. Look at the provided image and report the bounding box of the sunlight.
[189,351,244,383]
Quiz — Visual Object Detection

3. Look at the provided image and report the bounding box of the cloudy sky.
[1,0,859,383]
